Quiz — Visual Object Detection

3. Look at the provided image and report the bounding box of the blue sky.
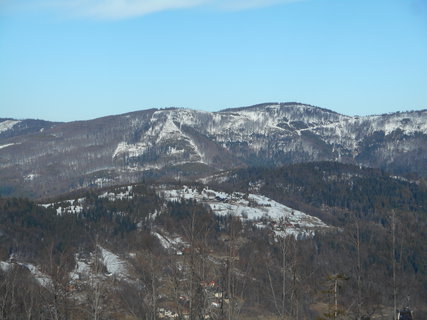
[1,0,426,122]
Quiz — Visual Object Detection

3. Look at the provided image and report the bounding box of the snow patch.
[40,198,85,215]
[57,205,83,215]
[153,231,188,253]
[113,111,207,165]
[70,248,129,282]
[0,259,52,288]
[158,186,328,237]
[99,247,128,279]
[93,177,113,187]
[0,261,11,272]
[113,141,148,159]
[0,120,20,133]
[70,253,92,281]
[70,260,91,281]
[0,143,18,150]
[25,173,39,181]
[99,185,133,201]
[21,263,52,287]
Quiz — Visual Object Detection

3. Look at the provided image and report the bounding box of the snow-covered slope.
[1,103,426,197]
[0,120,21,133]
[113,111,206,165]
[158,185,329,238]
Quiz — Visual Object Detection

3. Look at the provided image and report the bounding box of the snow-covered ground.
[99,185,133,201]
[0,120,20,134]
[25,173,39,181]
[70,256,91,281]
[70,247,129,282]
[153,231,188,254]
[41,198,85,215]
[0,261,11,272]
[158,186,328,237]
[40,186,134,215]
[0,143,18,150]
[140,106,427,158]
[21,262,52,287]
[0,260,52,287]
[113,112,205,165]
[99,247,129,279]
[93,177,113,187]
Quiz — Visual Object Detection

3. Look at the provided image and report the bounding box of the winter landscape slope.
[1,103,426,197]
[1,164,426,319]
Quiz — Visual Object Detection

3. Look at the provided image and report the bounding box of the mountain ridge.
[1,102,427,197]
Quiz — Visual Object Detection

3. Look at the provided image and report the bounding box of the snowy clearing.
[158,186,328,237]
[99,247,129,279]
[0,120,20,133]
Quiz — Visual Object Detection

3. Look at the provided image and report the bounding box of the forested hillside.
[212,162,427,224]
[1,162,426,319]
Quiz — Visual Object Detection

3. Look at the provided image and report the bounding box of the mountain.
[1,103,426,197]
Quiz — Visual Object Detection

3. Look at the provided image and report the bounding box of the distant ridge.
[1,102,426,197]
[219,102,339,114]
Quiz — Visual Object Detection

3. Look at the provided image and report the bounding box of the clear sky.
[1,0,426,122]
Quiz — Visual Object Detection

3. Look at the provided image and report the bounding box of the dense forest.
[0,162,426,319]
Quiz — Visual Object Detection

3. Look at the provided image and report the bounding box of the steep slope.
[1,103,426,197]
